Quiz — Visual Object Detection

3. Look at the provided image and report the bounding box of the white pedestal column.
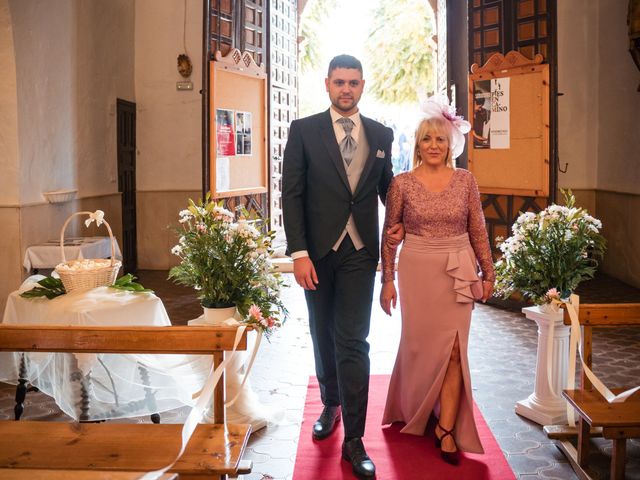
[515,306,570,425]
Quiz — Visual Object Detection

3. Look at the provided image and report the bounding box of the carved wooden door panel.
[269,0,297,234]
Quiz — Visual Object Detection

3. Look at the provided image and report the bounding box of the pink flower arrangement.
[248,304,263,321]
[247,304,281,337]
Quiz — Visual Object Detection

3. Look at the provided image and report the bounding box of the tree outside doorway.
[299,0,436,175]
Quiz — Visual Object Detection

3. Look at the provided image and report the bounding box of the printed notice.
[216,108,235,156]
[235,111,252,156]
[489,78,510,149]
[216,156,230,192]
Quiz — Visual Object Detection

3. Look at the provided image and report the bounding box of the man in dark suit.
[282,55,398,479]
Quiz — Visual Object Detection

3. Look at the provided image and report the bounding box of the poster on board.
[216,108,235,156]
[472,78,510,150]
[235,111,252,156]
[488,78,510,149]
[472,80,491,149]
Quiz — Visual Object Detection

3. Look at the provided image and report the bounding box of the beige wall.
[0,208,22,314]
[597,191,640,287]
[557,0,599,191]
[558,0,640,287]
[135,0,203,192]
[595,2,640,194]
[0,1,19,205]
[137,191,200,270]
[134,0,203,266]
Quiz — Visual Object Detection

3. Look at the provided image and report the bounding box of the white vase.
[188,305,237,326]
[203,305,236,325]
[515,305,570,425]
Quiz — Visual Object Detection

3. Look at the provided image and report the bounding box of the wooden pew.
[0,325,253,479]
[551,304,640,480]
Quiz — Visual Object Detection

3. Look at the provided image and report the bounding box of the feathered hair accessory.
[420,94,471,159]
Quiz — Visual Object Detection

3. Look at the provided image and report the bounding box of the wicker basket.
[54,211,121,293]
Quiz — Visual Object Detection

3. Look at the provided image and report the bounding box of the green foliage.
[109,274,153,293]
[494,190,607,304]
[168,194,287,335]
[20,276,66,299]
[365,0,435,104]
[299,0,337,73]
[19,273,151,299]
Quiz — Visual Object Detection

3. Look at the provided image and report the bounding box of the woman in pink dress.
[379,95,495,465]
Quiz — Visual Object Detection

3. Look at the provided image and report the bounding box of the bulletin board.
[210,49,268,198]
[467,51,550,197]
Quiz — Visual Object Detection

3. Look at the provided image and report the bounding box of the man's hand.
[380,281,397,316]
[293,257,319,290]
[481,280,494,303]
[386,223,405,248]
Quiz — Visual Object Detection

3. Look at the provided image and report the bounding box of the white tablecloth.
[0,279,210,421]
[23,236,123,271]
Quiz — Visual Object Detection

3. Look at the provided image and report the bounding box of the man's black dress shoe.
[342,437,376,479]
[312,405,341,440]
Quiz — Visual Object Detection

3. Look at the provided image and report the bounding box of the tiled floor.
[1,271,639,479]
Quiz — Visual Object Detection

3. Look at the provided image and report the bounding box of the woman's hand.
[380,281,397,316]
[385,223,405,248]
[481,280,494,303]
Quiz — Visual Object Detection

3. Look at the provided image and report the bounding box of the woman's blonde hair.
[412,117,455,169]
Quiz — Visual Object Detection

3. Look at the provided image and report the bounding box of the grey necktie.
[337,117,357,166]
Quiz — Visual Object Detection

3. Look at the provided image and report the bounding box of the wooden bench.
[548,303,640,480]
[0,324,253,479]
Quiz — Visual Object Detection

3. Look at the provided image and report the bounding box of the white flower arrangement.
[169,194,287,337]
[494,190,606,305]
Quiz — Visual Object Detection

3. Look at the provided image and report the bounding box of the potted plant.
[169,194,287,336]
[494,190,606,425]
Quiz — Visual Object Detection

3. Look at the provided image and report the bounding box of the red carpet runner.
[293,375,515,480]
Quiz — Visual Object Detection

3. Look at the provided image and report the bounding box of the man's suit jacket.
[282,109,394,262]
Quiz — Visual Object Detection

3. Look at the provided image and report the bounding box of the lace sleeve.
[466,173,495,282]
[381,176,404,283]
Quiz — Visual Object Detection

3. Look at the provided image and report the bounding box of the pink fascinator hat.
[420,94,471,159]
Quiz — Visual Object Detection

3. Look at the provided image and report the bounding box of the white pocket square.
[376,149,385,158]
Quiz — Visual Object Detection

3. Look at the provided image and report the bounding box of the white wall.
[135,0,203,193]
[11,0,76,204]
[9,0,135,204]
[74,0,135,198]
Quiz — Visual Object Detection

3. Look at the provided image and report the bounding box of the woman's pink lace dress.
[381,168,494,454]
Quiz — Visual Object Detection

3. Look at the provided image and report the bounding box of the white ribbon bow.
[84,210,105,228]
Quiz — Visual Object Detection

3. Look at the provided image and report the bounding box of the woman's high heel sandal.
[435,423,460,466]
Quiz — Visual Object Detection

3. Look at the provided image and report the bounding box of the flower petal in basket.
[55,259,121,293]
